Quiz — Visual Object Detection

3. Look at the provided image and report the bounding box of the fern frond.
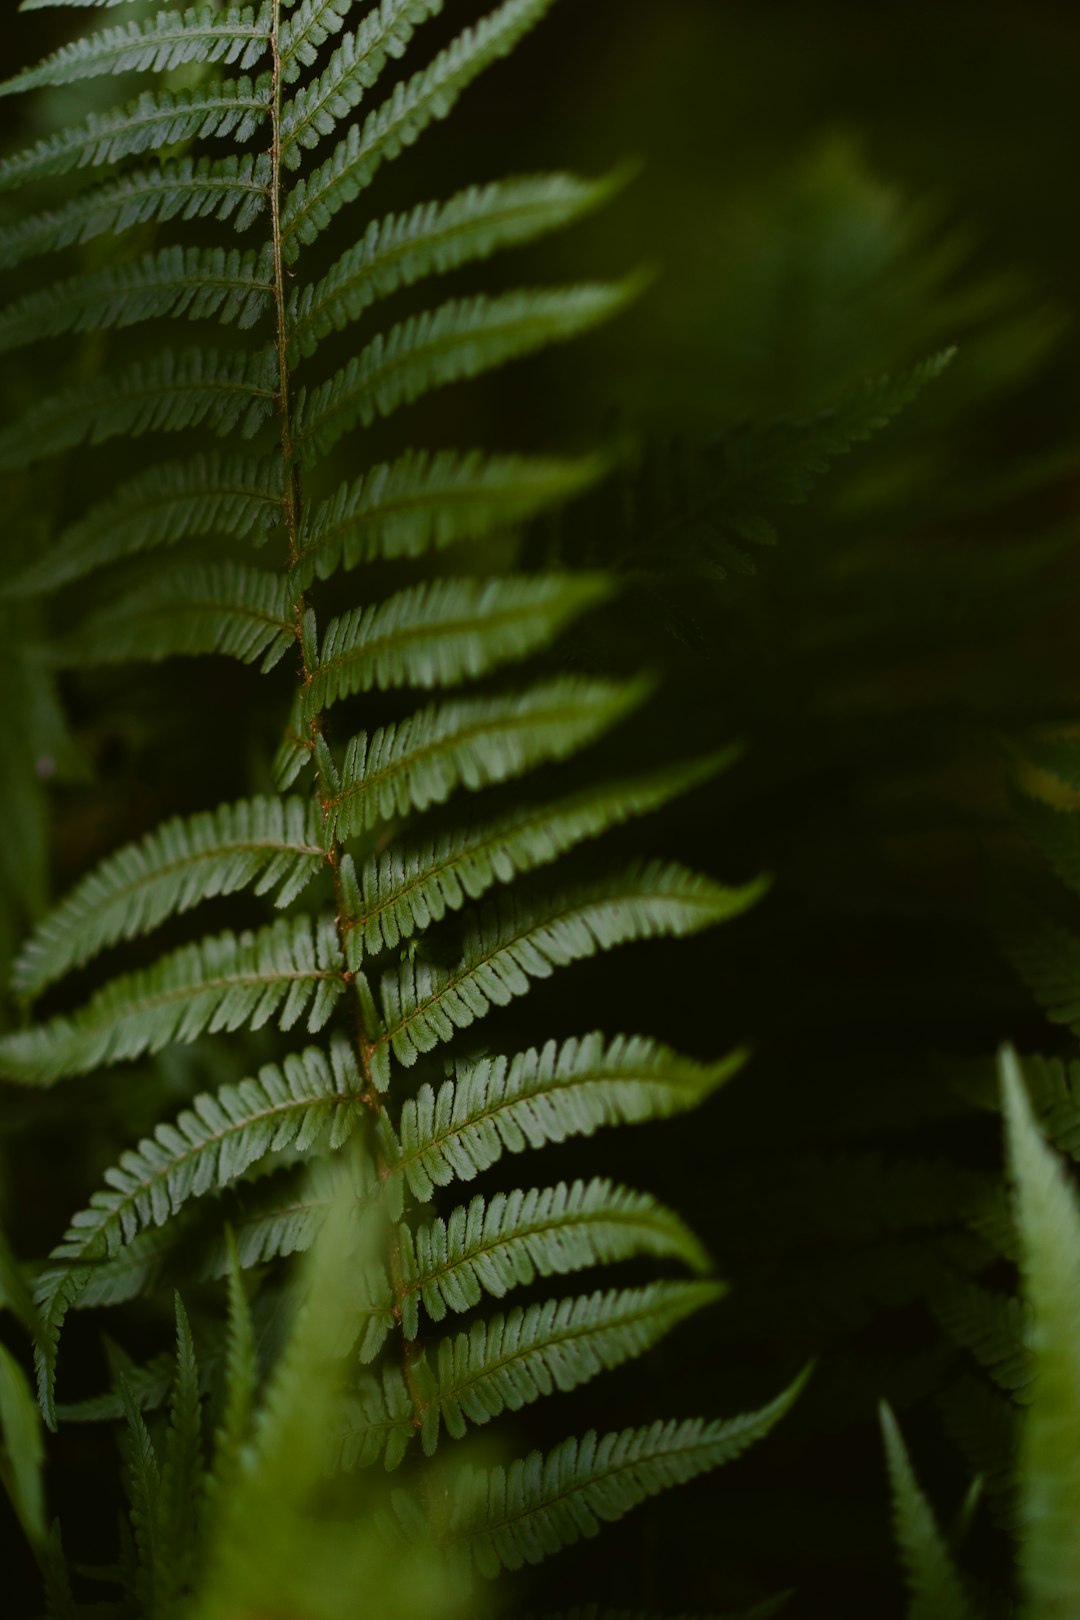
[282,0,560,253]
[13,794,325,999]
[0,246,273,355]
[157,1299,203,1611]
[0,916,346,1085]
[343,1255,398,1365]
[392,1033,745,1203]
[303,574,611,718]
[21,0,212,8]
[0,5,272,98]
[216,1152,379,1273]
[0,347,279,473]
[288,171,621,360]
[60,562,295,671]
[0,77,272,192]
[930,1277,1031,1396]
[1002,1047,1080,1611]
[718,350,956,513]
[0,153,271,273]
[311,676,650,827]
[94,1041,362,1248]
[401,1181,709,1338]
[293,446,606,587]
[1003,909,1080,1032]
[339,1367,414,1471]
[346,752,732,965]
[422,1281,722,1451]
[4,454,284,600]
[281,0,443,168]
[1014,1051,1080,1160]
[31,1041,362,1421]
[880,1403,983,1620]
[77,1225,178,1313]
[378,862,765,1073]
[209,1235,256,1502]
[447,1370,809,1576]
[119,1381,162,1615]
[280,0,354,79]
[56,1353,174,1426]
[295,283,636,460]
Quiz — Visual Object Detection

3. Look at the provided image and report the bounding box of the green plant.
[0,1,803,1609]
[883,1048,1080,1620]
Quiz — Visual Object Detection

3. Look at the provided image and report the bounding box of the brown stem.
[267,4,425,1437]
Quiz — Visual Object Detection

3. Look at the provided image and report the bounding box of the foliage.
[884,1051,1080,1620]
[4,5,1080,1619]
[0,2,802,1615]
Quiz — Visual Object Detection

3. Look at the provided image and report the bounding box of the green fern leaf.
[378,861,765,1073]
[56,1352,174,1426]
[448,1370,809,1576]
[216,1152,379,1274]
[282,0,560,253]
[422,1280,722,1451]
[281,0,443,167]
[119,1380,162,1616]
[280,0,354,79]
[303,574,611,718]
[157,1299,203,1612]
[1002,1046,1080,1614]
[338,1366,414,1471]
[1014,1052,1080,1161]
[880,1403,983,1620]
[295,284,636,460]
[94,1040,363,1243]
[392,1033,745,1203]
[75,1226,178,1314]
[715,350,956,514]
[30,1041,362,1421]
[0,245,274,354]
[308,675,650,826]
[0,153,271,273]
[929,1277,1031,1396]
[0,346,279,473]
[13,794,325,999]
[59,562,295,671]
[0,77,272,192]
[342,1253,398,1366]
[288,171,621,360]
[1003,909,1080,1032]
[21,0,193,9]
[0,916,346,1085]
[292,445,606,587]
[209,1235,256,1503]
[401,1180,710,1337]
[0,4,272,98]
[3,454,284,600]
[346,752,733,966]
